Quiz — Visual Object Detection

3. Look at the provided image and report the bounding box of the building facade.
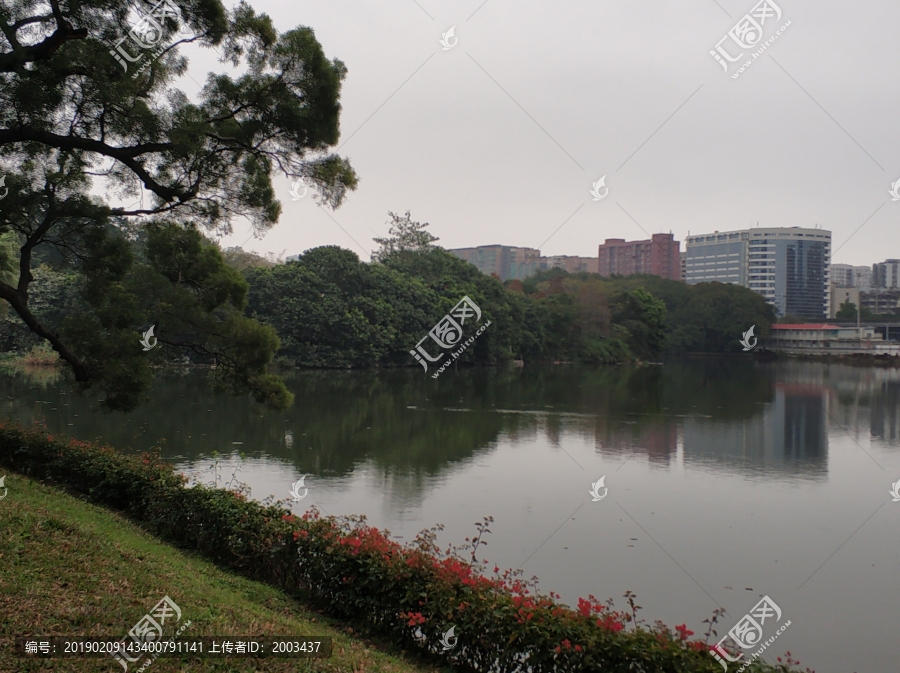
[449,245,542,281]
[860,289,900,314]
[597,233,681,280]
[684,227,831,319]
[873,259,900,289]
[830,286,859,319]
[855,266,873,291]
[766,324,900,356]
[450,246,602,281]
[830,264,853,287]
[831,264,872,290]
[544,255,599,274]
[684,230,748,286]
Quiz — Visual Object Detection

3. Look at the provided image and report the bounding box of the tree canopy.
[0,0,357,409]
[835,300,857,322]
[372,211,439,263]
[243,218,701,369]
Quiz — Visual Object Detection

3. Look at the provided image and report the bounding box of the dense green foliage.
[0,0,357,409]
[835,300,858,321]
[834,299,896,323]
[245,245,642,368]
[244,219,775,368]
[529,271,777,354]
[0,425,807,673]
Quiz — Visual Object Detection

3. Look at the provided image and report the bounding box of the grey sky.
[186,0,897,266]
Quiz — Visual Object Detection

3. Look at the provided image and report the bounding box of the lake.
[3,359,899,673]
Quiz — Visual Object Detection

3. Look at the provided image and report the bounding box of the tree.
[0,231,16,317]
[246,246,436,367]
[610,287,667,360]
[372,211,438,262]
[835,300,858,321]
[0,0,357,409]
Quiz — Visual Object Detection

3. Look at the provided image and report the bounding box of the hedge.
[0,424,812,673]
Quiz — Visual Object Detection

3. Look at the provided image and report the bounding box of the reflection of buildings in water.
[870,376,900,445]
[822,366,900,446]
[682,383,828,477]
[591,417,678,466]
[495,411,680,465]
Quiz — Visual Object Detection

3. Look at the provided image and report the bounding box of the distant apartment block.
[449,245,542,281]
[684,227,831,319]
[449,246,599,281]
[597,233,681,280]
[861,289,900,313]
[873,259,900,289]
[830,263,872,290]
[855,266,873,290]
[544,255,599,274]
[829,263,852,287]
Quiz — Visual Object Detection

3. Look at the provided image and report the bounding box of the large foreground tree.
[0,0,357,409]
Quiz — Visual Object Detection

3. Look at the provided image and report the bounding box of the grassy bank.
[0,472,445,673]
[0,426,807,672]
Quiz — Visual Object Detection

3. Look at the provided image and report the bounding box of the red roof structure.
[771,324,834,330]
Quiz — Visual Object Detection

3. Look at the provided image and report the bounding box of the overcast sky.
[177,0,898,266]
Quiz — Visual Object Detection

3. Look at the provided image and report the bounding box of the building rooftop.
[771,324,836,330]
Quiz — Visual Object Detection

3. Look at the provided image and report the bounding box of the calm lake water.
[3,360,899,673]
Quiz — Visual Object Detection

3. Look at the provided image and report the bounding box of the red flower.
[674,624,694,641]
[597,615,624,632]
[282,514,295,522]
[402,612,426,627]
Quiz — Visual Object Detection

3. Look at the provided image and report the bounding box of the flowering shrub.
[0,424,811,673]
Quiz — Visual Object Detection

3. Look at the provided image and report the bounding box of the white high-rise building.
[830,264,872,290]
[830,264,853,287]
[853,266,872,291]
[684,227,831,319]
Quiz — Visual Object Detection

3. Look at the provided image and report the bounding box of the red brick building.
[597,233,682,280]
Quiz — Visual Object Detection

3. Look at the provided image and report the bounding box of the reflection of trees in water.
[0,361,897,490]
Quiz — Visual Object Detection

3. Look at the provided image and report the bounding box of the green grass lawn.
[0,472,447,673]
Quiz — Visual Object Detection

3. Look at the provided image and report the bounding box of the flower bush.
[0,424,812,672]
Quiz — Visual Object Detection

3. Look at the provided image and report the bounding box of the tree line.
[242,213,776,369]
